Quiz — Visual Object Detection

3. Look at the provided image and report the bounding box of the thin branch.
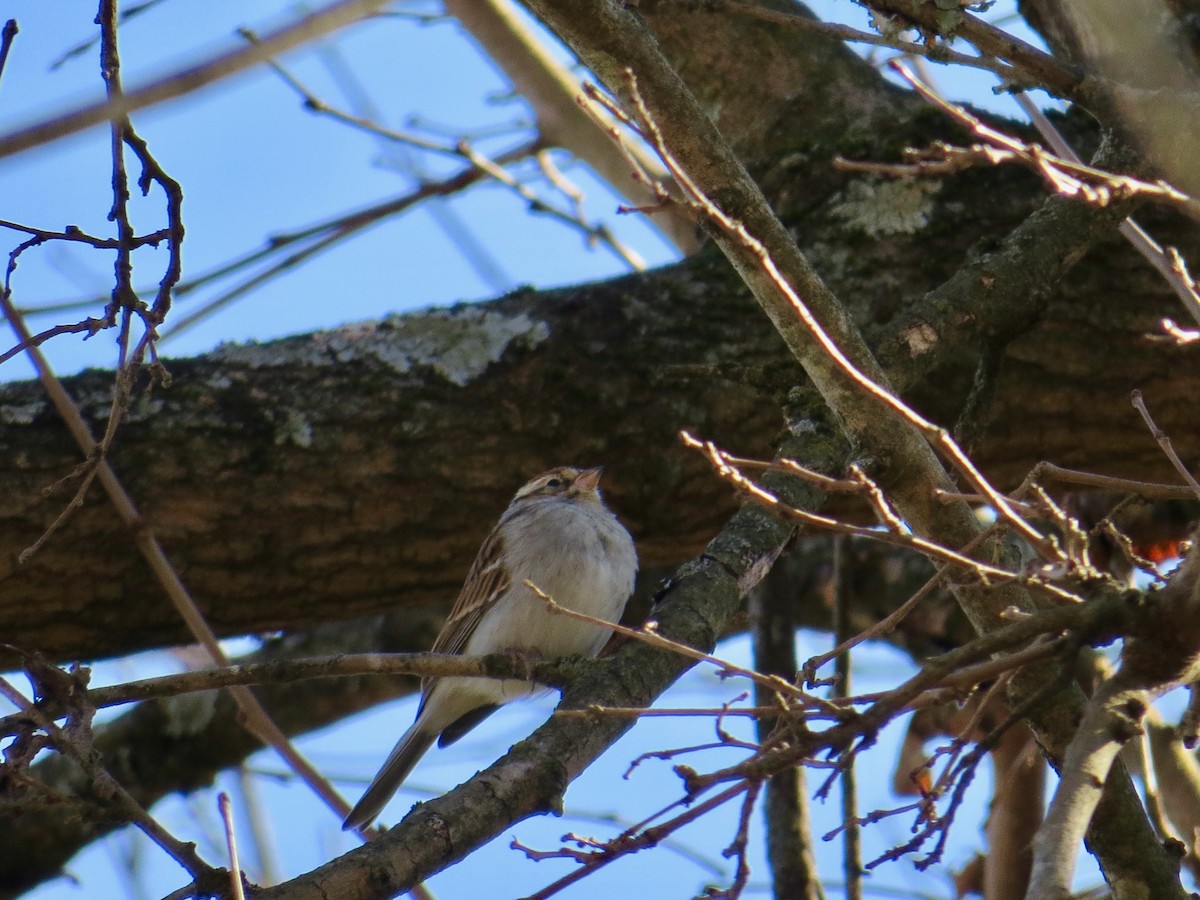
[833,536,863,900]
[1131,389,1200,501]
[158,141,538,342]
[0,0,391,160]
[0,675,225,895]
[218,793,248,900]
[0,316,111,368]
[682,431,866,493]
[858,0,1087,102]
[554,705,782,720]
[525,580,841,713]
[239,27,457,156]
[683,597,1121,794]
[710,0,1032,87]
[1028,461,1200,501]
[0,650,578,738]
[803,536,984,684]
[244,28,645,270]
[879,63,1200,220]
[1014,92,1200,331]
[516,782,753,900]
[683,434,1082,604]
[0,19,17,88]
[0,294,369,834]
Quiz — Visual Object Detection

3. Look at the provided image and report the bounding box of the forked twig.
[1131,390,1200,501]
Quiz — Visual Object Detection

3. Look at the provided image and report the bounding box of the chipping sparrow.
[343,466,638,830]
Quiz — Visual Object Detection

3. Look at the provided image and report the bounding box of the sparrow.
[343,466,638,830]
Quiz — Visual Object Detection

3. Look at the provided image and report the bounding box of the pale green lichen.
[371,306,551,386]
[213,305,551,387]
[0,399,46,425]
[161,690,220,738]
[123,395,166,423]
[275,408,313,447]
[830,177,941,237]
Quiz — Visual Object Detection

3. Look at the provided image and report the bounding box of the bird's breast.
[467,500,637,659]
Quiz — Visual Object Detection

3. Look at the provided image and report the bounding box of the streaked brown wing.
[424,528,511,693]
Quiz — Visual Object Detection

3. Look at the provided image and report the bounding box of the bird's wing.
[428,527,512,665]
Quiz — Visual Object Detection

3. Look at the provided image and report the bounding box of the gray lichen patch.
[161,689,220,738]
[371,306,552,386]
[213,305,551,387]
[830,177,941,237]
[0,399,47,425]
[122,395,166,423]
[275,408,314,448]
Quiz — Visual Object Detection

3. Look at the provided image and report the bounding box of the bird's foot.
[500,646,542,680]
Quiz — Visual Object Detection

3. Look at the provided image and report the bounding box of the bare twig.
[0,675,224,895]
[235,767,279,886]
[881,63,1200,220]
[159,141,538,342]
[456,140,646,269]
[681,432,864,493]
[0,0,390,160]
[0,314,111,368]
[710,0,1032,86]
[0,19,17,88]
[525,580,842,713]
[833,536,863,900]
[243,28,645,271]
[683,434,1083,605]
[1015,92,1200,330]
[857,0,1087,102]
[1098,520,1171,585]
[1131,389,1200,501]
[709,781,762,900]
[0,297,367,833]
[218,793,248,900]
[554,704,782,721]
[1029,461,1200,500]
[806,570,939,683]
[516,782,753,900]
[0,650,581,738]
[682,598,1112,797]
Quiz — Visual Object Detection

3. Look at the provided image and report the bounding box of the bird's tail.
[342,723,435,831]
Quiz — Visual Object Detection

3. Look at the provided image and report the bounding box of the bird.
[343,465,638,831]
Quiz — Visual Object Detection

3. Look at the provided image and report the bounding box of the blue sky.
[0,2,1099,898]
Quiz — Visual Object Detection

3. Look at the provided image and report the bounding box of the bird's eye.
[545,477,565,489]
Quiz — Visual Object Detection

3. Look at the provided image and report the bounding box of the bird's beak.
[575,467,603,492]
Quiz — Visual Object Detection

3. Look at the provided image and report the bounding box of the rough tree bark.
[2,1,1199,896]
